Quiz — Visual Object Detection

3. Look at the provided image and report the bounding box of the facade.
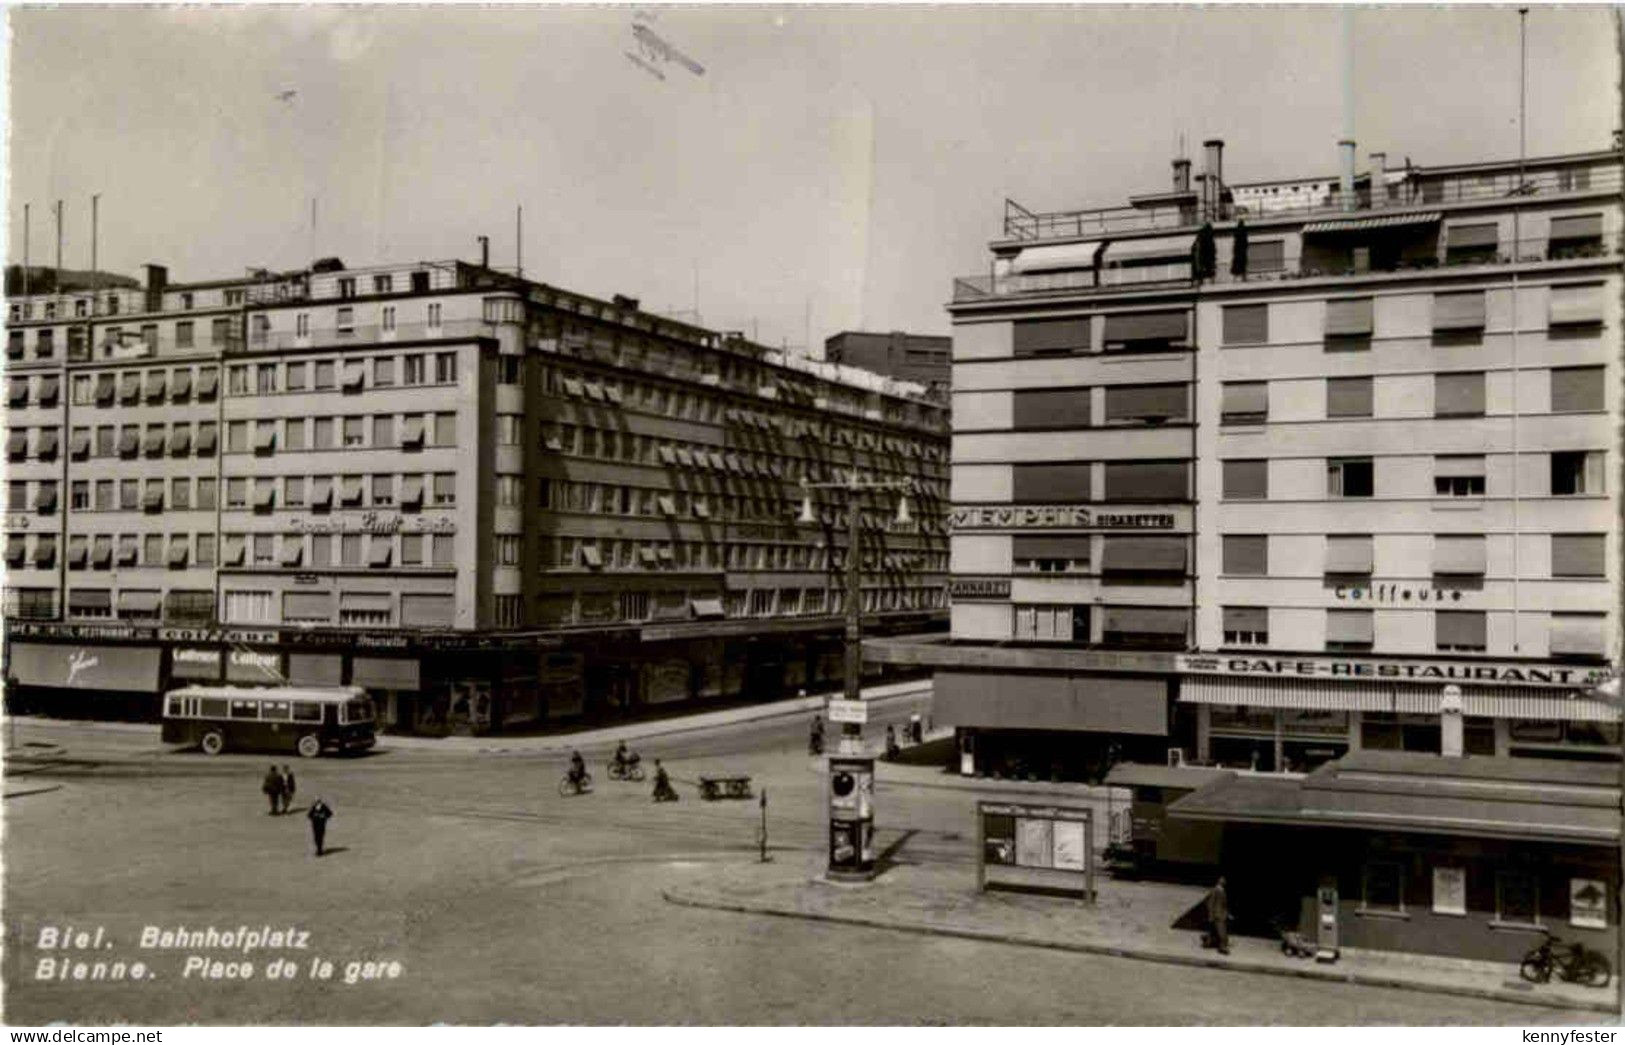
[824,330,951,401]
[871,138,1622,777]
[2,260,949,730]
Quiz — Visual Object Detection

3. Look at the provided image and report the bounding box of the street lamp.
[799,470,913,881]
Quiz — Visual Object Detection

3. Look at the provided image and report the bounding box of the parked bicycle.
[1520,931,1611,988]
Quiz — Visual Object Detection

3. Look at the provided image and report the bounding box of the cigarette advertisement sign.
[977,801,1094,899]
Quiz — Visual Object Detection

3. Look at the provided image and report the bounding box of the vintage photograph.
[3,2,1622,1028]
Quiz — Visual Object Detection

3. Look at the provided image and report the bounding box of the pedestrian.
[1206,876,1231,955]
[261,765,284,816]
[307,797,333,856]
[281,764,296,813]
[884,725,900,761]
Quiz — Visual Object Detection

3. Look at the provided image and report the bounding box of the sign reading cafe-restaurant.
[1176,653,1613,690]
[950,505,1186,532]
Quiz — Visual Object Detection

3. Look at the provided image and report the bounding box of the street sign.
[826,700,867,725]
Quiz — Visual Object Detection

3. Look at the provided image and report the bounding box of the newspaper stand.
[977,801,1095,900]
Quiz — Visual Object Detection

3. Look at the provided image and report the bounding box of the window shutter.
[1103,384,1188,423]
[1222,460,1268,500]
[1445,223,1499,249]
[1551,367,1605,412]
[1324,298,1373,336]
[1220,382,1268,420]
[1551,534,1605,577]
[1222,535,1267,575]
[1326,610,1374,644]
[1099,536,1187,572]
[1435,611,1486,649]
[1223,607,1267,632]
[1013,464,1090,502]
[1432,292,1485,331]
[1101,606,1188,637]
[1433,535,1487,575]
[1326,377,1372,417]
[1013,317,1090,356]
[1013,389,1091,429]
[1549,214,1603,241]
[1434,455,1485,478]
[1102,461,1188,501]
[1012,536,1092,561]
[1222,305,1268,345]
[1102,310,1187,344]
[1434,372,1484,417]
[1550,614,1606,656]
[1325,535,1374,574]
[1549,284,1604,326]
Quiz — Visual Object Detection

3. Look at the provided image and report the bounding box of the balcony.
[1000,164,1622,243]
[953,232,1621,303]
[240,318,497,353]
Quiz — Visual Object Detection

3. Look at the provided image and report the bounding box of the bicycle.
[1520,931,1612,988]
[608,759,645,782]
[558,770,594,797]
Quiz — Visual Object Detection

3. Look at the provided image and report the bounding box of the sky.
[7,4,1618,352]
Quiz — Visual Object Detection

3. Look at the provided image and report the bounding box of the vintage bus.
[161,685,377,757]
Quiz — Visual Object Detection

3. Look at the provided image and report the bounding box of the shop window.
[1360,861,1405,915]
[1495,871,1541,929]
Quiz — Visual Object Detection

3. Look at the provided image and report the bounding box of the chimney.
[477,235,490,270]
[1368,151,1387,208]
[144,264,168,313]
[1202,139,1224,217]
[1172,158,1192,194]
[1440,685,1464,758]
[1338,139,1357,210]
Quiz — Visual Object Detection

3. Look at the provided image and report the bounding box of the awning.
[340,477,364,505]
[31,536,56,566]
[400,476,425,507]
[369,542,393,567]
[1099,536,1187,573]
[120,374,141,400]
[7,431,28,457]
[401,418,426,447]
[194,426,217,454]
[91,539,113,568]
[142,487,164,511]
[116,539,139,566]
[1103,233,1196,264]
[309,477,334,507]
[195,369,218,397]
[1302,211,1440,234]
[1324,536,1373,574]
[69,431,91,458]
[1181,676,1395,712]
[675,448,695,467]
[37,375,59,404]
[254,427,276,453]
[1101,606,1189,638]
[1434,454,1484,478]
[583,382,605,401]
[690,597,725,619]
[11,642,161,691]
[67,539,89,568]
[118,591,162,617]
[1550,284,1604,326]
[5,536,26,565]
[254,485,276,511]
[658,446,677,465]
[342,361,366,389]
[280,542,304,566]
[580,545,603,568]
[352,657,420,690]
[8,378,29,406]
[1009,241,1104,274]
[168,540,189,567]
[1102,310,1187,343]
[287,652,343,686]
[34,484,57,512]
[95,374,116,402]
[1549,213,1603,241]
[143,429,166,455]
[171,370,192,397]
[222,537,246,566]
[1434,610,1486,649]
[561,377,584,398]
[144,372,166,399]
[170,427,192,455]
[933,670,1169,735]
[118,430,139,456]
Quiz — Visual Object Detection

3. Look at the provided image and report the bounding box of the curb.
[661,885,1617,1015]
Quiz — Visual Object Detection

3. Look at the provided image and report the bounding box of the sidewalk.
[663,850,1618,1015]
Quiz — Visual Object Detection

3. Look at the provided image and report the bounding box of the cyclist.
[568,749,587,785]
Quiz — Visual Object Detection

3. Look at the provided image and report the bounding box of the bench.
[697,775,753,801]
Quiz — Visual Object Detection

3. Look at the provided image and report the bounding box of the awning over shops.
[1181,676,1395,713]
[934,670,1169,735]
[287,653,343,686]
[1181,676,1620,723]
[8,642,162,692]
[351,657,420,691]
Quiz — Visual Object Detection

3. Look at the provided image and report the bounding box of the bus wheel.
[200,731,225,756]
[296,734,321,759]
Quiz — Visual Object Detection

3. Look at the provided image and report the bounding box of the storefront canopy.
[8,643,161,693]
[934,670,1168,735]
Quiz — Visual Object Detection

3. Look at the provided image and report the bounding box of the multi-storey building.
[824,330,951,401]
[2,259,949,730]
[872,138,1622,777]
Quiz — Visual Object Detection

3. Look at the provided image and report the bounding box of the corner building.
[3,261,948,730]
[870,139,1621,776]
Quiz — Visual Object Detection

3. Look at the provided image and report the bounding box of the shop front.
[6,639,164,718]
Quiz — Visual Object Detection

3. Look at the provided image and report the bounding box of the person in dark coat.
[1206,876,1231,954]
[281,765,296,813]
[307,797,333,856]
[262,765,284,815]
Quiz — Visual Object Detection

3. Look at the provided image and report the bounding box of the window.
[1433,535,1486,577]
[296,313,310,338]
[1552,451,1605,496]
[497,475,523,507]
[222,590,275,624]
[1013,317,1089,357]
[309,534,330,567]
[196,478,217,510]
[1223,607,1268,646]
[1326,609,1374,652]
[284,362,307,392]
[339,593,392,628]
[400,534,423,566]
[1434,455,1486,497]
[256,363,277,394]
[284,476,305,507]
[1222,460,1268,500]
[1444,223,1498,264]
[1012,604,1085,642]
[341,534,363,566]
[497,415,522,445]
[373,274,393,294]
[195,534,216,566]
[371,475,394,507]
[1102,383,1188,425]
[36,329,55,357]
[227,365,250,396]
[1548,213,1604,259]
[1549,283,1605,326]
[1495,871,1541,928]
[1551,534,1606,578]
[496,535,521,566]
[1551,613,1608,659]
[1099,606,1187,648]
[285,418,306,452]
[1222,535,1268,575]
[337,277,357,299]
[71,374,94,405]
[343,416,365,447]
[252,534,275,565]
[1327,458,1374,498]
[498,356,523,385]
[1361,862,1405,914]
[1101,461,1188,502]
[1013,388,1091,430]
[70,481,89,510]
[372,415,395,447]
[314,360,335,389]
[313,417,335,450]
[432,534,455,566]
[119,479,139,510]
[434,351,456,382]
[226,478,248,508]
[1221,304,1268,345]
[96,426,115,458]
[1219,382,1267,425]
[1324,297,1373,350]
[1326,376,1373,418]
[374,357,394,386]
[403,354,425,385]
[170,478,190,510]
[225,421,247,454]
[428,304,443,330]
[1434,372,1485,417]
[1551,367,1605,413]
[1436,611,1487,652]
[1012,536,1090,573]
[432,412,457,446]
[336,307,355,335]
[382,306,396,332]
[1432,291,1486,332]
[432,473,455,506]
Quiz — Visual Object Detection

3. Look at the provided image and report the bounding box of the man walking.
[307,797,333,856]
[1206,876,1231,955]
[281,765,297,813]
[261,765,284,816]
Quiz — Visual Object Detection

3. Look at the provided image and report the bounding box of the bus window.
[292,702,323,723]
[342,699,374,725]
[199,698,228,717]
[229,700,260,720]
[261,701,291,721]
[165,696,183,717]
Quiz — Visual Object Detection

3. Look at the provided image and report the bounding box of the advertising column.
[827,756,875,879]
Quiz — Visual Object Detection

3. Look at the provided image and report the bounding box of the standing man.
[1206,876,1231,955]
[261,765,284,816]
[307,797,333,856]
[281,765,297,813]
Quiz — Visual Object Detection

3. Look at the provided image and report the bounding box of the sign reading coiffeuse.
[950,505,1187,532]
[1176,653,1612,689]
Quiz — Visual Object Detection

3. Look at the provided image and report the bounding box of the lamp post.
[799,471,913,881]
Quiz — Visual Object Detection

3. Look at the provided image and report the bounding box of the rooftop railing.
[1002,165,1623,242]
[953,232,1621,303]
